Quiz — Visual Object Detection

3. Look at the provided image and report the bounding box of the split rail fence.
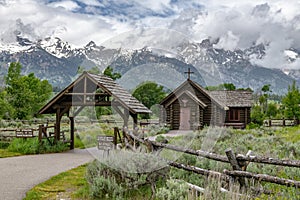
[263,119,299,127]
[115,128,300,196]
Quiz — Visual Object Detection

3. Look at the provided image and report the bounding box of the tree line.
[0,62,52,119]
[0,62,299,124]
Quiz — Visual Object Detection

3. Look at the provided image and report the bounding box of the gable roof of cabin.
[164,90,208,108]
[39,72,151,115]
[209,90,253,107]
[160,79,252,109]
[160,79,229,110]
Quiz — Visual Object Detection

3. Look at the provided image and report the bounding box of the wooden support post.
[55,108,61,142]
[38,124,43,143]
[225,148,247,190]
[131,113,138,129]
[114,127,118,148]
[70,117,75,150]
[124,109,129,128]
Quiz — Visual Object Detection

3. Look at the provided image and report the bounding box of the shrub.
[8,138,68,154]
[156,179,189,200]
[86,151,169,199]
[0,141,10,149]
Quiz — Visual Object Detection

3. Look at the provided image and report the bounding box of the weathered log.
[168,161,229,181]
[151,140,229,163]
[127,130,300,168]
[151,140,300,168]
[236,154,300,168]
[225,148,242,171]
[225,148,247,189]
[223,170,300,188]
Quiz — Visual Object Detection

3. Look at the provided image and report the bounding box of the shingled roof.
[209,90,253,107]
[39,72,151,115]
[160,80,229,110]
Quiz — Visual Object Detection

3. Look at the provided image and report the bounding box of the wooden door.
[180,108,190,130]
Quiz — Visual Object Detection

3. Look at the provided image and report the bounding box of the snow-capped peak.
[38,36,75,58]
[0,40,31,53]
[284,49,298,60]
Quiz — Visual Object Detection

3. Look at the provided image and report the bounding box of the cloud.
[48,0,80,11]
[1,0,300,69]
[0,0,134,46]
[181,1,300,69]
[77,0,103,7]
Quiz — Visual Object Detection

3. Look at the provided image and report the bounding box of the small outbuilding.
[39,72,151,149]
[160,79,252,130]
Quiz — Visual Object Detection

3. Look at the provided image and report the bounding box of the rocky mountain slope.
[0,35,298,94]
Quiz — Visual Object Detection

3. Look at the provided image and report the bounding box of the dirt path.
[0,148,97,200]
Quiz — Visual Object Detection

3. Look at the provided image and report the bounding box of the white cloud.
[1,0,300,69]
[48,0,80,11]
[132,0,172,13]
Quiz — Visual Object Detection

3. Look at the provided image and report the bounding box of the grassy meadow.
[19,125,300,199]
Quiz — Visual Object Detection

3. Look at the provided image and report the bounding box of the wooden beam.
[65,93,109,95]
[84,77,87,104]
[59,106,70,119]
[61,102,111,106]
[73,106,85,117]
[114,106,129,127]
[55,108,61,142]
[69,116,74,149]
[130,113,138,129]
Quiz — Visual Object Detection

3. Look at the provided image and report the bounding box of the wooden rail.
[0,128,38,139]
[263,119,299,127]
[122,129,300,192]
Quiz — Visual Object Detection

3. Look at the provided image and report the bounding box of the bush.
[156,179,189,200]
[0,141,10,149]
[8,138,68,154]
[86,152,169,199]
[246,122,260,129]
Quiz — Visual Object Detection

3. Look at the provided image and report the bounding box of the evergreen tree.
[103,66,121,80]
[282,81,300,119]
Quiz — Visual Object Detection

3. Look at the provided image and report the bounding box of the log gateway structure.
[38,72,151,149]
[160,79,252,130]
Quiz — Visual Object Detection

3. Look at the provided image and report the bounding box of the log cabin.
[160,79,252,130]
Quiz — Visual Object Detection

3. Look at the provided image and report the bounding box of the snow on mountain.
[38,37,75,58]
[0,41,31,53]
[0,34,298,94]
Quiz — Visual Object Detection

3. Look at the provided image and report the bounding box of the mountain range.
[0,35,299,94]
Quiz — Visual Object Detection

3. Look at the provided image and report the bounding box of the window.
[229,109,240,121]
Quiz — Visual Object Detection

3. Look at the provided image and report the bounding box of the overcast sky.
[1,0,300,68]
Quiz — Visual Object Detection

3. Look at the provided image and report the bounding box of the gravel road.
[0,148,97,200]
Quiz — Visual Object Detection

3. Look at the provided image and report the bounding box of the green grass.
[24,164,90,200]
[21,126,300,199]
[0,149,22,158]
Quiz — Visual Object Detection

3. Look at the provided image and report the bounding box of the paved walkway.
[0,148,98,200]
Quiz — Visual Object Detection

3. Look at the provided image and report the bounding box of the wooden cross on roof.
[185,68,194,80]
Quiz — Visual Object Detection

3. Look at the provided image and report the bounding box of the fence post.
[225,148,247,191]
